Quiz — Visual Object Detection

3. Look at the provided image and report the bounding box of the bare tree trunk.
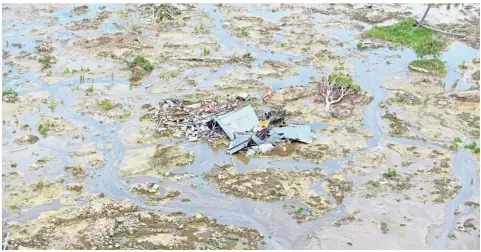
[324,102,331,111]
[417,5,431,28]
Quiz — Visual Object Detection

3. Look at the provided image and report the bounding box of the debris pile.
[152,95,252,141]
[152,95,314,155]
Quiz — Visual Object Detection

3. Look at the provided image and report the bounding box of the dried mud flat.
[2,3,480,250]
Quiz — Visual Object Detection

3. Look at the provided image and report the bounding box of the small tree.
[315,72,360,111]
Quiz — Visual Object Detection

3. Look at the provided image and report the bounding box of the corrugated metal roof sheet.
[215,105,259,140]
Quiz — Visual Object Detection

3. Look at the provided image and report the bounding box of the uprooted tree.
[315,72,360,111]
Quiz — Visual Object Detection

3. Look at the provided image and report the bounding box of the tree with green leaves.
[315,72,360,112]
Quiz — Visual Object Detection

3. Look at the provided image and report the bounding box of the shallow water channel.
[2,3,480,249]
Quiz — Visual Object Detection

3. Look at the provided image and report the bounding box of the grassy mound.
[131,56,154,71]
[365,18,433,46]
[409,59,447,75]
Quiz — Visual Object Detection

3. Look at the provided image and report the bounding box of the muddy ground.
[2,3,480,250]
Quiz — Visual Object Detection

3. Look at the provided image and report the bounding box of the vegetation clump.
[87,84,94,93]
[64,164,85,177]
[194,24,210,34]
[131,56,154,71]
[365,18,433,46]
[201,48,211,56]
[409,59,447,74]
[159,71,178,81]
[48,99,56,110]
[365,18,447,75]
[315,71,360,112]
[238,27,249,37]
[101,100,114,110]
[383,168,398,178]
[2,87,17,96]
[412,38,445,59]
[37,122,55,137]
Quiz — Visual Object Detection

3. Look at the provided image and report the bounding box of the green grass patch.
[413,38,445,59]
[2,87,17,96]
[132,56,154,71]
[365,18,432,46]
[101,100,114,111]
[409,59,447,74]
[454,137,462,143]
[464,141,477,150]
[365,18,446,59]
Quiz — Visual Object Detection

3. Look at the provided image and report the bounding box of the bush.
[464,141,477,150]
[2,87,17,96]
[453,137,462,143]
[383,168,398,178]
[101,100,114,110]
[327,72,360,91]
[132,56,154,71]
[37,122,55,137]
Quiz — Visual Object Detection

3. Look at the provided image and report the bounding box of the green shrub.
[383,168,398,178]
[453,137,462,143]
[2,87,17,96]
[238,27,249,37]
[464,141,477,150]
[37,122,55,137]
[201,48,211,56]
[132,56,154,71]
[295,207,304,215]
[87,84,94,93]
[327,72,361,91]
[101,100,114,110]
[48,99,56,110]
